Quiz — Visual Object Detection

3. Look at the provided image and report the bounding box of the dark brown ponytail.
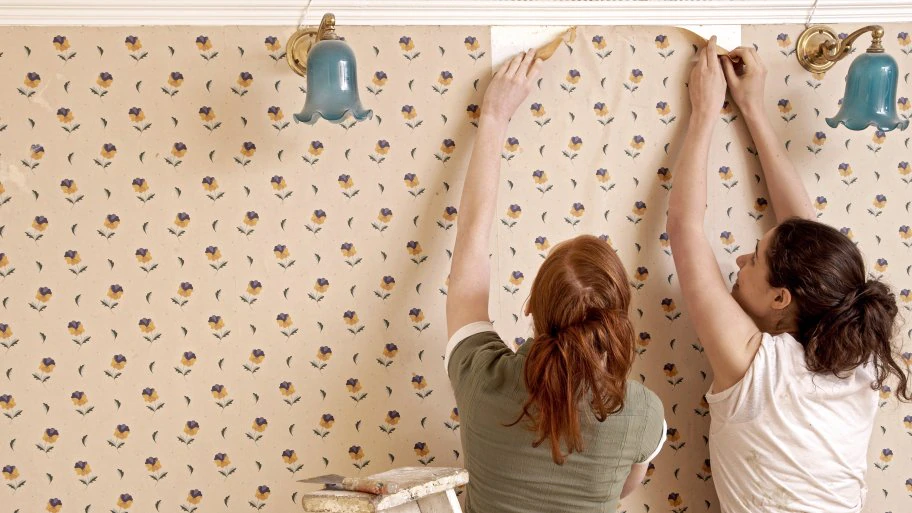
[767,218,909,400]
[508,235,636,464]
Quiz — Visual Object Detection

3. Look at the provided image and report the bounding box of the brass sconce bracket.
[287,13,339,77]
[796,24,885,74]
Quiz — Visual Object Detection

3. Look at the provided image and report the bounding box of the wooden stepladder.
[301,467,468,513]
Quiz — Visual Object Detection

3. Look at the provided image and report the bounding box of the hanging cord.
[805,0,820,27]
[297,0,315,30]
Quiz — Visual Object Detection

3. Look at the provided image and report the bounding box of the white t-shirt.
[706,332,877,513]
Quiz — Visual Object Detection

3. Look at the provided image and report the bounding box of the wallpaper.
[0,23,909,513]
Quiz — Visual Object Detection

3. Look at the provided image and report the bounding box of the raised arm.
[721,47,815,222]
[666,38,762,392]
[446,50,542,340]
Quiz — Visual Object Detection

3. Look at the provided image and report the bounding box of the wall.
[0,23,909,513]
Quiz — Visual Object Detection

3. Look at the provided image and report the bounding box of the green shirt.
[447,325,665,513]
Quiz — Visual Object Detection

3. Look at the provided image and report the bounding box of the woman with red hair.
[445,49,665,512]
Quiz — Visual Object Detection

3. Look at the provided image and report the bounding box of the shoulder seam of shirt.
[444,320,497,376]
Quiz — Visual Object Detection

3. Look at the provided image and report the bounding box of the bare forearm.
[667,114,715,231]
[453,116,508,255]
[742,108,815,221]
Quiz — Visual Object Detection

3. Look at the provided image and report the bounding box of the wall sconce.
[286,13,373,124]
[796,25,908,131]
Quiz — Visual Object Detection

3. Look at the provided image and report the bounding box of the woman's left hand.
[689,36,727,121]
[480,49,542,125]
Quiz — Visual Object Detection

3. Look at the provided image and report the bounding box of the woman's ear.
[771,287,792,311]
[522,296,531,317]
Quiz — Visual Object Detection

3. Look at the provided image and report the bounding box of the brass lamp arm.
[819,25,885,63]
[797,24,884,74]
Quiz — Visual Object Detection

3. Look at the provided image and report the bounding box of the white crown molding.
[2,0,912,26]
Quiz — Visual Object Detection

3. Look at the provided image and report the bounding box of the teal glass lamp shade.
[826,52,909,131]
[294,39,373,124]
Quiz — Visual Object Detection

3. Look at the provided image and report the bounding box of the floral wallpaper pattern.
[0,23,909,513]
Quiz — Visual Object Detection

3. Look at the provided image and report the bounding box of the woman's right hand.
[721,47,767,116]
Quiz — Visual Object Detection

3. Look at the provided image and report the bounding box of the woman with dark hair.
[667,37,909,513]
[445,49,665,512]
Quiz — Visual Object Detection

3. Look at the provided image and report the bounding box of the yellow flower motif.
[3,466,19,480]
[341,244,357,258]
[268,107,283,121]
[873,195,887,209]
[180,353,196,367]
[237,73,253,88]
[438,72,453,86]
[0,395,15,409]
[592,35,607,50]
[71,392,88,406]
[43,428,58,442]
[206,248,222,261]
[31,145,45,160]
[414,443,430,457]
[212,386,228,399]
[506,205,522,219]
[655,35,670,49]
[316,347,332,361]
[111,356,126,370]
[171,143,187,158]
[404,174,419,187]
[252,418,268,432]
[143,389,159,402]
[346,379,362,393]
[240,143,256,157]
[208,317,224,330]
[344,312,360,325]
[167,73,183,87]
[274,246,290,259]
[509,273,524,286]
[265,38,281,52]
[465,37,480,51]
[214,454,231,467]
[872,131,886,144]
[57,109,74,123]
[187,491,203,505]
[202,177,218,191]
[97,73,113,88]
[135,249,152,263]
[249,350,265,364]
[34,287,52,302]
[199,108,216,121]
[570,203,585,218]
[100,144,117,159]
[375,141,390,155]
[399,37,415,51]
[533,171,548,184]
[46,499,62,513]
[125,37,142,51]
[196,37,213,51]
[406,242,423,255]
[64,251,81,265]
[255,486,270,501]
[630,136,645,150]
[145,459,161,472]
[243,212,259,226]
[283,450,298,464]
[112,426,129,440]
[53,36,71,51]
[56,180,78,196]
[567,137,582,151]
[39,358,55,373]
[117,495,133,509]
[281,383,297,397]
[139,319,156,333]
[68,321,85,336]
[24,72,41,88]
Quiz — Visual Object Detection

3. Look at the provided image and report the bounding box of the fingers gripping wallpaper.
[0,23,909,513]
